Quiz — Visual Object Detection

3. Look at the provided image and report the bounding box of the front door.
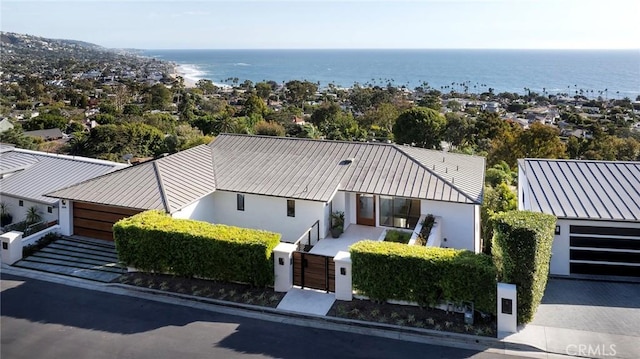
[356,194,376,226]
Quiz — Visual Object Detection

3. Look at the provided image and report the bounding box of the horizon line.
[134,47,640,51]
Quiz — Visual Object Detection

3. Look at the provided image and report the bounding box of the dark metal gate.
[293,252,335,292]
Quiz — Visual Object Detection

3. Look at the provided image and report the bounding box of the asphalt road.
[1,273,522,359]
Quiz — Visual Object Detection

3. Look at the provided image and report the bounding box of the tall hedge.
[350,241,497,314]
[113,210,281,286]
[492,211,556,324]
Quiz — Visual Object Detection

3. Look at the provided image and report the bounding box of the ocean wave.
[234,62,250,66]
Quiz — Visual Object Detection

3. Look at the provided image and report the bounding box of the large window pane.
[379,196,420,229]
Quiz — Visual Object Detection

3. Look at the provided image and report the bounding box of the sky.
[1,0,639,50]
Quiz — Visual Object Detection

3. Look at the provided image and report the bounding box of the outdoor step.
[28,251,124,268]
[65,236,116,249]
[12,261,122,283]
[47,242,119,259]
[38,247,120,263]
[55,239,118,253]
[20,255,126,274]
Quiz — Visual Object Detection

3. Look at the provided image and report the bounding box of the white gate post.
[273,243,296,292]
[1,231,23,265]
[334,251,352,301]
[497,282,518,337]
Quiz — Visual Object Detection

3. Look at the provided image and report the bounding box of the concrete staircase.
[13,236,126,282]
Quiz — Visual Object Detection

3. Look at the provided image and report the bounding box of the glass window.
[379,196,420,229]
[237,194,244,211]
[287,200,295,217]
[19,200,24,207]
[47,207,53,213]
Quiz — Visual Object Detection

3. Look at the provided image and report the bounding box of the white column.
[273,243,297,292]
[334,251,352,301]
[497,282,518,337]
[1,231,23,265]
[58,199,73,236]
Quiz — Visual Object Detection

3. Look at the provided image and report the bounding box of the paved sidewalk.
[276,288,335,315]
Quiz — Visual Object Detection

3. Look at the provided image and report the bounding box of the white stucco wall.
[0,196,58,225]
[208,191,327,243]
[517,161,530,211]
[58,199,73,236]
[551,219,640,276]
[421,199,480,252]
[171,193,216,223]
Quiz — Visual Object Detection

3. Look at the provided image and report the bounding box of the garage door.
[569,225,640,277]
[73,202,142,241]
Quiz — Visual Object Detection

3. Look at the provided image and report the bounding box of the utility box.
[1,231,23,265]
[497,282,517,336]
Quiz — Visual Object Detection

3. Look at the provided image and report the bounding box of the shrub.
[383,229,411,244]
[350,240,497,314]
[492,211,556,324]
[22,232,61,257]
[113,210,281,286]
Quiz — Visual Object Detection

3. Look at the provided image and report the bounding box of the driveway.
[532,278,640,337]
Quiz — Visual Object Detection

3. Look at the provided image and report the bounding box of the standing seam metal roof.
[46,135,485,211]
[522,158,640,221]
[0,150,123,204]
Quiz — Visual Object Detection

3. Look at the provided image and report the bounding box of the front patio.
[309,224,384,257]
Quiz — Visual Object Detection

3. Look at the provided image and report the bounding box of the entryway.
[293,251,335,292]
[356,194,375,226]
[12,236,126,282]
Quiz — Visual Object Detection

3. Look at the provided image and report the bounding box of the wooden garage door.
[569,225,640,277]
[73,202,142,241]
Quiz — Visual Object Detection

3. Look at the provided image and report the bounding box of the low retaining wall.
[21,225,61,247]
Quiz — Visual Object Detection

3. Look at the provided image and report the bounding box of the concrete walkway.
[276,288,336,316]
[13,236,125,282]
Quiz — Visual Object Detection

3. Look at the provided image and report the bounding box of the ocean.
[142,49,640,98]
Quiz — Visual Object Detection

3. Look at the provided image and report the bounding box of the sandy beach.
[173,64,201,88]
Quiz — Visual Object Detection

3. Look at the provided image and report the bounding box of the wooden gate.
[293,252,335,292]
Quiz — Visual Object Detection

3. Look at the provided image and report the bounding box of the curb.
[2,265,568,358]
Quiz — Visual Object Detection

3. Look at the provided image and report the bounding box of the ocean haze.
[143,49,640,97]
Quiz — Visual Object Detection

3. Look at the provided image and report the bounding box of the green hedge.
[350,241,497,314]
[492,211,556,324]
[113,210,281,286]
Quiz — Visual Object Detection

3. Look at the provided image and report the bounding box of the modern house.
[48,134,485,252]
[518,158,640,277]
[0,144,125,228]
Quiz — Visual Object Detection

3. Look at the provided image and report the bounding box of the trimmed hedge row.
[350,240,497,314]
[113,210,281,286]
[492,211,556,324]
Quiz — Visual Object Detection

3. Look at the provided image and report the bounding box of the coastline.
[172,64,201,88]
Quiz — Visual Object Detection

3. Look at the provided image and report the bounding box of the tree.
[254,121,285,137]
[418,94,442,111]
[0,128,40,150]
[23,112,68,131]
[444,112,474,147]
[481,183,517,253]
[196,79,217,95]
[517,122,566,160]
[360,102,400,134]
[123,104,143,116]
[163,124,212,153]
[146,83,172,110]
[284,80,317,108]
[392,107,446,149]
[242,94,268,118]
[255,82,272,100]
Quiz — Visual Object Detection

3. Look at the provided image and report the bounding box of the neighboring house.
[0,118,14,133]
[0,144,125,228]
[23,128,65,141]
[48,134,485,252]
[518,158,640,277]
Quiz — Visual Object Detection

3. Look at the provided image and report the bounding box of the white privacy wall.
[171,193,216,223]
[1,196,58,225]
[421,199,480,252]
[207,191,327,243]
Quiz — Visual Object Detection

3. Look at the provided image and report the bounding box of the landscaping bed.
[383,229,411,244]
[114,272,285,308]
[327,298,496,337]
